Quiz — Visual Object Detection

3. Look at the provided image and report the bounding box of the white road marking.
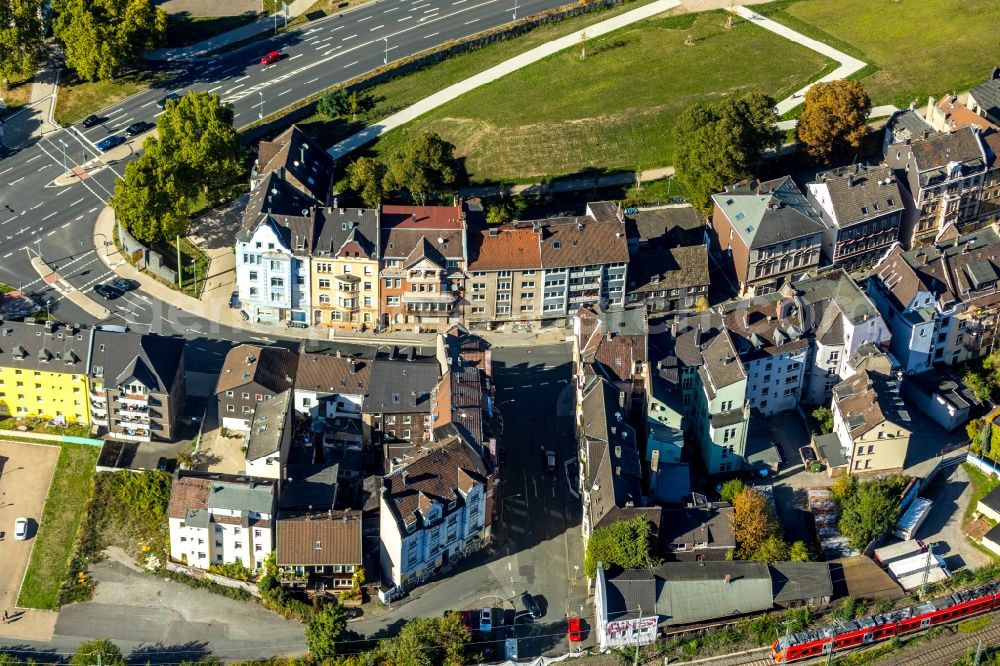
[1,252,10,259]
[56,187,69,196]
[421,12,439,20]
[343,33,358,40]
[106,107,124,116]
[398,15,412,20]
[344,60,359,68]
[370,24,384,30]
[384,5,398,11]
[75,215,84,221]
[27,154,42,163]
[465,17,478,23]
[61,222,71,228]
[235,75,250,82]
[153,111,165,118]
[207,85,222,92]
[357,14,373,21]
[307,77,319,83]
[42,211,58,221]
[278,89,293,96]
[46,229,57,236]
[9,177,24,185]
[140,100,155,108]
[289,53,303,59]
[71,197,85,206]
[0,167,12,175]
[424,31,438,37]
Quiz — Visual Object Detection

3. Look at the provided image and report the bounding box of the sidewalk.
[460,166,674,199]
[93,207,570,347]
[26,250,112,320]
[0,60,61,148]
[775,103,899,131]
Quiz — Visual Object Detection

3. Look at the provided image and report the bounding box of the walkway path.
[0,61,61,147]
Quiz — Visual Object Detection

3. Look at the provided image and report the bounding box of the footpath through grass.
[757,0,1000,109]
[357,11,832,183]
[18,443,100,610]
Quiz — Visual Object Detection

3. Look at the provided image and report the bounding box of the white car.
[13,517,28,540]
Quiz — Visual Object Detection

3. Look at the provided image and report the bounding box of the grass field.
[54,71,170,126]
[357,11,832,183]
[964,463,1000,526]
[18,443,100,610]
[0,75,34,111]
[758,0,1000,109]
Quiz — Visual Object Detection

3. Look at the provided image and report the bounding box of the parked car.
[261,50,281,65]
[521,591,541,619]
[13,517,28,541]
[93,284,122,300]
[545,450,556,473]
[567,616,583,642]
[125,121,153,137]
[111,277,139,292]
[156,92,181,109]
[96,135,125,152]
[82,114,101,128]
[479,607,492,633]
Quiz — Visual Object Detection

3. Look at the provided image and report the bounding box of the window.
[227,404,235,413]
[828,351,839,362]
[249,271,258,281]
[319,279,331,289]
[242,392,250,399]
[720,400,733,411]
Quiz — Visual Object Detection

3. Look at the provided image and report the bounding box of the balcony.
[335,275,360,292]
[119,393,149,404]
[402,289,456,304]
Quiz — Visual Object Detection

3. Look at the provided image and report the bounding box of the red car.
[568,616,583,642]
[261,50,281,65]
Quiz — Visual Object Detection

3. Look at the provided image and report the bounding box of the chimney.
[724,574,732,584]
[336,349,342,358]
[606,331,613,343]
[614,445,622,459]
[619,391,626,408]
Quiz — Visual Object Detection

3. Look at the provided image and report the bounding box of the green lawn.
[165,13,261,48]
[357,11,832,183]
[18,443,100,610]
[0,75,33,111]
[758,0,1000,108]
[55,71,171,126]
[964,463,1000,526]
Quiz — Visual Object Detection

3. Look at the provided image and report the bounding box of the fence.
[117,218,179,285]
[240,0,634,144]
[967,451,1000,477]
[166,560,261,597]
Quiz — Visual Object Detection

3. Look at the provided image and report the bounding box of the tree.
[70,640,126,666]
[838,478,901,551]
[485,203,512,225]
[789,540,812,562]
[109,154,188,244]
[318,89,350,118]
[0,0,46,85]
[346,156,387,208]
[53,0,167,81]
[730,487,780,559]
[811,406,834,435]
[383,132,458,205]
[584,516,655,577]
[348,91,361,121]
[719,478,746,504]
[673,92,782,211]
[795,79,871,163]
[374,614,469,666]
[305,600,349,659]
[750,534,789,562]
[965,370,993,403]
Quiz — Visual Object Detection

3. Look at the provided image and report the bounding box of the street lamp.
[513,0,518,21]
[95,232,110,256]
[383,36,389,66]
[190,258,198,295]
[258,91,264,120]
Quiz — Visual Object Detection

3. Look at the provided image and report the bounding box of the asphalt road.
[0,0,571,370]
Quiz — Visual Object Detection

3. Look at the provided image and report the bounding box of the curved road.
[0,0,569,371]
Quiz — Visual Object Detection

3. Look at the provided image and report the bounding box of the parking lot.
[0,441,60,617]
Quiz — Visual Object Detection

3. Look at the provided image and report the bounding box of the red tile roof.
[468,227,542,271]
[276,511,362,566]
[381,205,466,229]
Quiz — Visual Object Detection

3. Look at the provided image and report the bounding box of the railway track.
[878,619,1000,666]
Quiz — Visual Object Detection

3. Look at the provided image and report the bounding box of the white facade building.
[236,217,312,326]
[168,473,276,572]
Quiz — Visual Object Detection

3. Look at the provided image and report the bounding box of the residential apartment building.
[275,510,362,588]
[625,245,710,315]
[310,206,380,329]
[252,125,335,206]
[927,95,999,135]
[869,225,1000,374]
[216,344,298,431]
[793,269,890,405]
[573,305,648,411]
[623,205,704,253]
[711,177,825,296]
[691,329,749,475]
[831,352,912,474]
[0,320,90,424]
[465,224,543,329]
[362,346,441,465]
[168,472,276,571]
[89,328,187,442]
[379,436,494,590]
[577,375,643,539]
[967,68,1000,127]
[432,325,495,464]
[806,164,905,272]
[380,204,468,331]
[244,389,292,481]
[882,108,935,157]
[979,131,1000,224]
[293,349,370,419]
[885,126,988,246]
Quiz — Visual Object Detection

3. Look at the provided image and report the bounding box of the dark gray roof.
[652,463,691,506]
[815,432,847,468]
[884,109,935,145]
[217,344,298,395]
[980,486,1000,515]
[245,390,290,462]
[90,328,185,394]
[906,371,978,412]
[313,207,380,259]
[795,267,881,327]
[660,504,734,550]
[746,409,781,468]
[699,329,745,393]
[580,376,642,530]
[255,125,335,204]
[280,463,339,511]
[238,171,317,243]
[770,563,833,603]
[712,176,825,249]
[604,568,657,622]
[624,206,703,248]
[363,349,440,414]
[908,126,986,171]
[654,561,773,625]
[970,74,1000,124]
[627,246,709,294]
[810,164,904,228]
[0,320,88,374]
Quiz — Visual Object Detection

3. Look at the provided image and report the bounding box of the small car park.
[261,50,281,65]
[521,591,542,619]
[156,92,181,109]
[13,517,28,541]
[96,135,125,152]
[93,284,122,300]
[82,115,101,128]
[125,121,153,137]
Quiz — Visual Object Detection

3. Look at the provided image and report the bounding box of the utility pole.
[176,235,183,289]
[921,542,935,595]
[258,91,264,120]
[825,639,835,666]
[632,606,641,666]
[512,0,518,21]
[383,36,389,65]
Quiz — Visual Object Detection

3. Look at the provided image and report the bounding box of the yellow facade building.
[0,321,91,425]
[310,207,381,330]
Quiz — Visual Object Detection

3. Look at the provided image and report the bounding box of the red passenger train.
[771,581,1000,662]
